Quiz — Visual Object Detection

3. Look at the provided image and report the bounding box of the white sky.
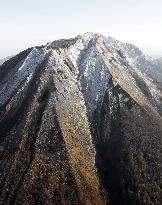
[0,0,162,58]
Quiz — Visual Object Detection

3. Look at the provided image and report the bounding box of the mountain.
[0,56,14,66]
[0,33,162,205]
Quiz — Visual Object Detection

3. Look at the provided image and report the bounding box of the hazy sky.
[0,0,162,58]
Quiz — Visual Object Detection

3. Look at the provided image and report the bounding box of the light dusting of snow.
[0,48,46,107]
[143,75,162,105]
[67,39,84,69]
[1,32,162,122]
[76,37,110,118]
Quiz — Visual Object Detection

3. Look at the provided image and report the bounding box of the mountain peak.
[78,32,101,39]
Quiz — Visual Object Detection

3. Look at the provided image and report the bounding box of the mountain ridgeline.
[0,33,162,205]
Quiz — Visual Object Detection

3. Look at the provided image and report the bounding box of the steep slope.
[106,37,162,89]
[152,57,162,86]
[0,33,162,205]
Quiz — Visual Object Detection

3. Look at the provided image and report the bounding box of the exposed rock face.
[0,33,162,205]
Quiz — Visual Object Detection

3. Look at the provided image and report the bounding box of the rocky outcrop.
[0,33,161,205]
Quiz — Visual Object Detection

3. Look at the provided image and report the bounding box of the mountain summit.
[0,33,162,205]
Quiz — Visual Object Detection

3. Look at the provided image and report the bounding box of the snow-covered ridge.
[0,32,162,121]
[0,48,46,107]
